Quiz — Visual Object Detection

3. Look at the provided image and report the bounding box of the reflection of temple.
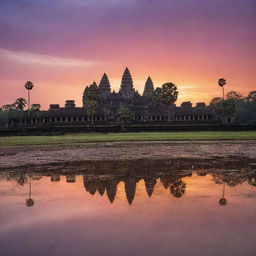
[81,171,192,204]
[0,161,255,205]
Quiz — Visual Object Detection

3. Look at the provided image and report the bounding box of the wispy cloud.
[0,49,103,67]
[29,0,123,6]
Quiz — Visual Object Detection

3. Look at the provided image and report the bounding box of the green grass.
[0,131,256,147]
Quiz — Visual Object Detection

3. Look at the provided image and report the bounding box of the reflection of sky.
[0,0,255,109]
[0,174,255,256]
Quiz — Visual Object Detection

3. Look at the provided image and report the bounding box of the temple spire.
[119,67,135,98]
[144,177,156,197]
[143,76,154,98]
[125,177,136,205]
[106,179,118,204]
[99,73,111,99]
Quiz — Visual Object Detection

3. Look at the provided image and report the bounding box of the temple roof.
[119,67,135,98]
[99,73,111,90]
[143,76,154,97]
[145,76,154,90]
[120,67,133,89]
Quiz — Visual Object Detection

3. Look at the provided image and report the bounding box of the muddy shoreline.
[0,140,256,170]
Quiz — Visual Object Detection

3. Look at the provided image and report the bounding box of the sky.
[0,0,255,109]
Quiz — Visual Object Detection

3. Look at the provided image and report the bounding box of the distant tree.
[161,83,179,104]
[0,104,17,128]
[235,100,256,124]
[15,98,27,111]
[226,91,243,100]
[218,78,227,100]
[153,82,178,105]
[221,98,237,117]
[84,82,100,125]
[152,87,163,103]
[210,90,256,124]
[116,105,133,129]
[1,104,16,112]
[209,97,222,106]
[24,81,34,110]
[246,91,256,103]
[31,104,41,111]
[14,98,27,126]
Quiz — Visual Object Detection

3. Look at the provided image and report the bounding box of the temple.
[8,67,230,128]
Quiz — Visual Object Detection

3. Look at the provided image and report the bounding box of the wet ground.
[1,140,256,168]
[0,158,255,256]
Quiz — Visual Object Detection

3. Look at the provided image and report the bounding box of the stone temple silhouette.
[9,67,228,127]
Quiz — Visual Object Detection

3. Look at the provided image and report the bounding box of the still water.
[0,159,255,256]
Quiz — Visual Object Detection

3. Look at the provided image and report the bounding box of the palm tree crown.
[24,81,34,90]
[218,78,226,87]
[218,78,227,100]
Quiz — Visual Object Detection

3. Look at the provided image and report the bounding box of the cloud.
[0,48,103,67]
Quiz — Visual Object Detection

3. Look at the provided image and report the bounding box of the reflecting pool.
[0,159,255,256]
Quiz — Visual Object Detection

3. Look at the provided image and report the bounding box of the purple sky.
[0,0,255,108]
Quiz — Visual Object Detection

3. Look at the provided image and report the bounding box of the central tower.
[119,67,135,98]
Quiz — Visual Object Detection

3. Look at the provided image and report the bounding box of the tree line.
[209,90,256,124]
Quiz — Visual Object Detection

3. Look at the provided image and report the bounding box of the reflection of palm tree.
[219,182,227,206]
[170,179,186,198]
[26,176,34,207]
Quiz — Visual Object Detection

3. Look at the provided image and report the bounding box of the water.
[0,159,255,256]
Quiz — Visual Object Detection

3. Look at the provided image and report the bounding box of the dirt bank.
[0,140,256,169]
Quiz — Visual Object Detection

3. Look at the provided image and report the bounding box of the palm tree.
[15,98,27,126]
[26,175,34,207]
[218,78,227,100]
[24,81,34,110]
[15,98,27,111]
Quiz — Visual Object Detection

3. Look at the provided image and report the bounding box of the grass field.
[0,131,256,147]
